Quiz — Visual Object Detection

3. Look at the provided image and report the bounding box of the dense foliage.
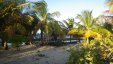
[0,1,113,64]
[67,10,113,64]
[67,37,113,64]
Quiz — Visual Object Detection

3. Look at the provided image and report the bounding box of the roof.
[103,10,113,17]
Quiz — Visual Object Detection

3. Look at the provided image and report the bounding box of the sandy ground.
[0,44,73,64]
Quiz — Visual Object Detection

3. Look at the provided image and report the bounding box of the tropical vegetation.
[0,0,113,64]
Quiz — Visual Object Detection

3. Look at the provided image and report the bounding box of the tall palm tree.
[32,0,60,44]
[31,0,47,43]
[76,10,98,43]
[13,0,60,45]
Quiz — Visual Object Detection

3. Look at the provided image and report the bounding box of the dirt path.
[0,45,73,64]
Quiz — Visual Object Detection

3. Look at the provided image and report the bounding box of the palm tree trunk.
[79,38,80,42]
[45,34,49,45]
[25,35,33,45]
[4,41,8,50]
[70,35,71,43]
[41,29,44,45]
[28,33,34,45]
[87,37,89,44]
[1,37,8,50]
[41,30,43,41]
[29,37,33,45]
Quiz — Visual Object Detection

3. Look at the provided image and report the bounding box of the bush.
[10,35,27,48]
[67,38,113,64]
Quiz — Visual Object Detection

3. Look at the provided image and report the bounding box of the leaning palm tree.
[15,0,60,45]
[32,0,60,44]
[32,0,47,43]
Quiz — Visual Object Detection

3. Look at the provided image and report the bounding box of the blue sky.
[29,0,108,21]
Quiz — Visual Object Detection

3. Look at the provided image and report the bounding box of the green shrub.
[67,38,113,64]
[10,35,27,48]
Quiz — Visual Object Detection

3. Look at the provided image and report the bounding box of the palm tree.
[32,1,60,44]
[63,18,75,43]
[76,10,113,44]
[31,0,47,44]
[47,20,64,43]
[76,10,98,43]
[0,0,19,49]
[0,0,32,49]
[12,0,60,45]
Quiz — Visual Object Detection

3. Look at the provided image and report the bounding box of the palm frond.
[33,0,47,18]
[15,23,26,35]
[76,10,97,29]
[51,11,60,18]
[16,2,31,8]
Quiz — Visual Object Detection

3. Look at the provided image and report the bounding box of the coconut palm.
[47,20,65,43]
[63,18,75,43]
[0,0,33,49]
[29,0,47,43]
[0,0,21,49]
[76,10,113,44]
[76,10,98,43]
[32,0,60,44]
[25,14,39,45]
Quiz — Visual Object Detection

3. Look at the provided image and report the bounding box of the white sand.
[0,45,73,64]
